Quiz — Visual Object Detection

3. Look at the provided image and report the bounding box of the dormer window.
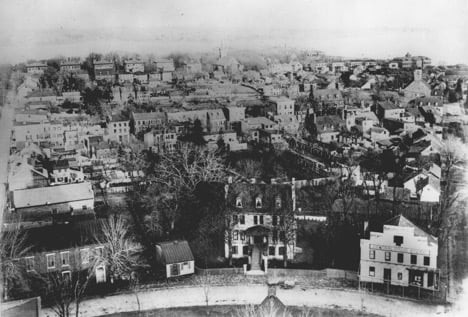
[275,197,282,208]
[255,197,262,209]
[236,197,242,208]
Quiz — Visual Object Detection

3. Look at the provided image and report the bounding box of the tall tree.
[1,223,31,299]
[95,215,139,284]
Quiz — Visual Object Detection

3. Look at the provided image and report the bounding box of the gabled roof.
[158,240,194,264]
[385,214,437,244]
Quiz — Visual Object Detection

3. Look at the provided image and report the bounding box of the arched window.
[255,197,262,209]
[236,197,242,208]
[275,196,282,208]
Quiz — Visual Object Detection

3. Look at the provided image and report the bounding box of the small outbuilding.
[156,240,195,278]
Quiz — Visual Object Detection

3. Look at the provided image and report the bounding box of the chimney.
[291,177,296,211]
[227,176,233,184]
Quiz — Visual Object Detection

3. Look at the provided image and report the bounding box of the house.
[93,60,115,81]
[369,127,390,142]
[223,106,246,128]
[404,69,431,100]
[313,89,344,107]
[156,240,194,278]
[62,91,82,103]
[48,159,85,186]
[124,59,145,73]
[11,182,94,217]
[314,115,345,143]
[144,127,179,153]
[8,158,49,191]
[106,115,130,143]
[240,117,278,133]
[273,114,301,135]
[26,62,47,75]
[131,111,166,134]
[154,59,175,72]
[269,97,295,116]
[420,174,440,203]
[203,131,247,152]
[359,215,439,291]
[182,60,202,73]
[225,183,297,271]
[214,54,243,74]
[376,101,405,120]
[60,59,81,72]
[19,221,109,284]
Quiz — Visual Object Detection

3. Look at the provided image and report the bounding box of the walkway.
[41,285,454,317]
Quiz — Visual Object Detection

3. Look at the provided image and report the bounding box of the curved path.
[41,285,455,317]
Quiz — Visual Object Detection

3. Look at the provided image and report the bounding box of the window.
[95,246,104,259]
[231,246,238,255]
[236,197,242,208]
[385,252,391,261]
[275,197,282,208]
[254,215,258,225]
[398,272,403,280]
[255,197,262,208]
[269,247,276,256]
[369,266,375,277]
[232,214,238,223]
[424,256,430,266]
[25,257,35,272]
[82,205,87,210]
[233,230,239,241]
[61,251,70,267]
[279,247,285,256]
[272,216,278,226]
[273,230,278,242]
[394,235,404,246]
[411,254,417,265]
[80,249,90,264]
[397,253,404,263]
[280,231,286,242]
[46,254,56,269]
[240,231,245,241]
[239,215,245,225]
[369,250,375,259]
[279,217,284,226]
[243,246,249,256]
[259,215,264,225]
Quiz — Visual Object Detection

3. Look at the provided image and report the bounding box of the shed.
[156,240,195,278]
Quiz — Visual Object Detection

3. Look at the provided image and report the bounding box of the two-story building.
[143,127,179,153]
[359,215,438,291]
[26,62,48,75]
[225,183,296,272]
[124,59,145,73]
[106,115,130,143]
[269,97,295,116]
[131,111,166,134]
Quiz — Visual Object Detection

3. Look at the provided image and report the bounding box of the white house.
[156,240,194,278]
[360,215,439,290]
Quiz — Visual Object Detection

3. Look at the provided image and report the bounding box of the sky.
[0,0,467,64]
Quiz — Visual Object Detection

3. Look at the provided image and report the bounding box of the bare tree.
[440,135,466,178]
[146,144,227,231]
[1,222,31,300]
[44,261,98,317]
[196,272,215,306]
[278,210,296,268]
[235,159,262,179]
[95,214,138,283]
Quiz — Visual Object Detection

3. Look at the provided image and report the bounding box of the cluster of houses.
[4,49,467,300]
